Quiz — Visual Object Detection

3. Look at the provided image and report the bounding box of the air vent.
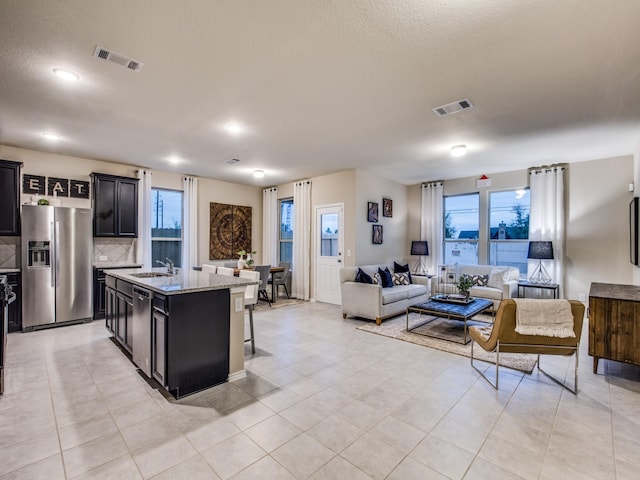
[225,158,240,165]
[93,45,143,72]
[432,98,474,117]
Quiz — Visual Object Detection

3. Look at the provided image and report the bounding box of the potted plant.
[456,275,473,299]
[245,250,257,268]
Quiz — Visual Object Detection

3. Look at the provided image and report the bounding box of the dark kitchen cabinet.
[152,290,229,399]
[92,173,138,237]
[105,283,116,334]
[94,266,141,319]
[6,272,21,332]
[0,160,23,236]
[94,269,107,320]
[105,276,134,353]
[152,307,167,386]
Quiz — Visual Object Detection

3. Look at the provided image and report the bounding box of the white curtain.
[182,176,198,269]
[420,181,444,274]
[293,180,311,300]
[262,187,278,266]
[136,169,152,269]
[529,165,565,294]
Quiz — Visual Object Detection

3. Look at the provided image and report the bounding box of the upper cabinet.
[92,173,139,237]
[0,159,23,236]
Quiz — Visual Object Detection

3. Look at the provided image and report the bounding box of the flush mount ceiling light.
[226,123,243,134]
[253,170,265,179]
[42,133,60,140]
[52,68,80,81]
[168,156,181,164]
[450,145,467,157]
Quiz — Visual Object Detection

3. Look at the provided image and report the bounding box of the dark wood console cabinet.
[589,282,640,373]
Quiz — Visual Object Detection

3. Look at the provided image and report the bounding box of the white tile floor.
[1,301,640,479]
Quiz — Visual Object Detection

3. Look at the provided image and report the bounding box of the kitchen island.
[105,268,256,399]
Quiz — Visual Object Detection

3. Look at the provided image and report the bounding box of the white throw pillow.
[487,268,508,289]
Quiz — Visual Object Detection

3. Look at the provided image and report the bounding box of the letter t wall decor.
[209,202,253,260]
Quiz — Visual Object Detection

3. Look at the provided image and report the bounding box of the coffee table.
[406,297,493,344]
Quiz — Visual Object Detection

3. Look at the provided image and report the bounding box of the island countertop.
[105,267,257,295]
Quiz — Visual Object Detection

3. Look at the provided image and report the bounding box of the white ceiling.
[1,0,639,187]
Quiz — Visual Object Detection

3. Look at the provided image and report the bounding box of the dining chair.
[201,264,217,274]
[239,269,260,354]
[254,265,272,307]
[269,261,291,299]
[217,266,235,276]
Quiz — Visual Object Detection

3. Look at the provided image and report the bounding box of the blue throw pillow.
[378,267,394,288]
[355,268,373,284]
[393,261,413,284]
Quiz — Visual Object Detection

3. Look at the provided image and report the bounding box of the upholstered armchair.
[469,298,585,393]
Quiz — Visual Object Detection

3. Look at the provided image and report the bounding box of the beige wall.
[567,156,635,299]
[354,170,409,266]
[0,145,263,267]
[408,156,635,301]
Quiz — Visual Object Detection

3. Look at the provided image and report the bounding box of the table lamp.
[527,241,554,284]
[410,240,429,275]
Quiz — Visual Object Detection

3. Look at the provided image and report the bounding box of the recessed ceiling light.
[450,145,467,157]
[42,133,60,140]
[253,170,265,179]
[53,68,80,81]
[168,156,181,164]
[226,123,242,134]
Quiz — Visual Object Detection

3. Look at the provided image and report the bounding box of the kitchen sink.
[130,272,173,278]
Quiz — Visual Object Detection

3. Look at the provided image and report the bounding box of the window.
[443,193,479,265]
[488,189,530,274]
[279,198,293,264]
[151,188,183,267]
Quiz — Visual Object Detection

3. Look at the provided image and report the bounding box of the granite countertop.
[93,262,143,269]
[105,267,257,295]
[0,268,20,274]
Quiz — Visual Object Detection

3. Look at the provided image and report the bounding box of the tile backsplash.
[93,238,136,264]
[0,237,20,268]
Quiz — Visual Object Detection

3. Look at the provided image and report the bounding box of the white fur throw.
[513,299,576,338]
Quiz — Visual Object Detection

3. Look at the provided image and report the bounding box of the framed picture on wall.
[367,202,378,222]
[383,198,393,217]
[372,224,383,244]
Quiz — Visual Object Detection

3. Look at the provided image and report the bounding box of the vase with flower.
[236,250,246,269]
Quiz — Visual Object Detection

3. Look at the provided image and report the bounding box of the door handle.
[337,259,342,263]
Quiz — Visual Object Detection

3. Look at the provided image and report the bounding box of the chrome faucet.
[156,258,175,274]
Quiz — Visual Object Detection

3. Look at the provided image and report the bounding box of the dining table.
[234,266,284,302]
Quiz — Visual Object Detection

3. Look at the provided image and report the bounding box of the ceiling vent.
[225,158,240,165]
[93,45,143,72]
[432,98,474,117]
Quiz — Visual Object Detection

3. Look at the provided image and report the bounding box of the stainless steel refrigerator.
[21,205,92,330]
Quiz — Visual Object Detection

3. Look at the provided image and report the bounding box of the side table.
[518,281,559,299]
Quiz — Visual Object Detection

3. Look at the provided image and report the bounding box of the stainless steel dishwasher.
[132,286,152,377]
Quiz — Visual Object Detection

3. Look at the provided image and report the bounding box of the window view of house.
[279,198,293,264]
[488,189,530,273]
[443,193,479,264]
[151,188,183,267]
[320,213,339,256]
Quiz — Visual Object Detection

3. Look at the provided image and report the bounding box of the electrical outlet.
[99,255,108,261]
[235,297,243,312]
[578,293,586,302]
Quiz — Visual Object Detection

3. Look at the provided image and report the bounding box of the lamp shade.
[410,241,429,256]
[527,241,554,260]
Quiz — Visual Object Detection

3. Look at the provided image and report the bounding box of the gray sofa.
[340,264,429,325]
[432,264,520,310]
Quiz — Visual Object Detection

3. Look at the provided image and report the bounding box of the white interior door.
[315,204,343,305]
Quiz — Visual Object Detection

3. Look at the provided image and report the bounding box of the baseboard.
[228,370,246,382]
